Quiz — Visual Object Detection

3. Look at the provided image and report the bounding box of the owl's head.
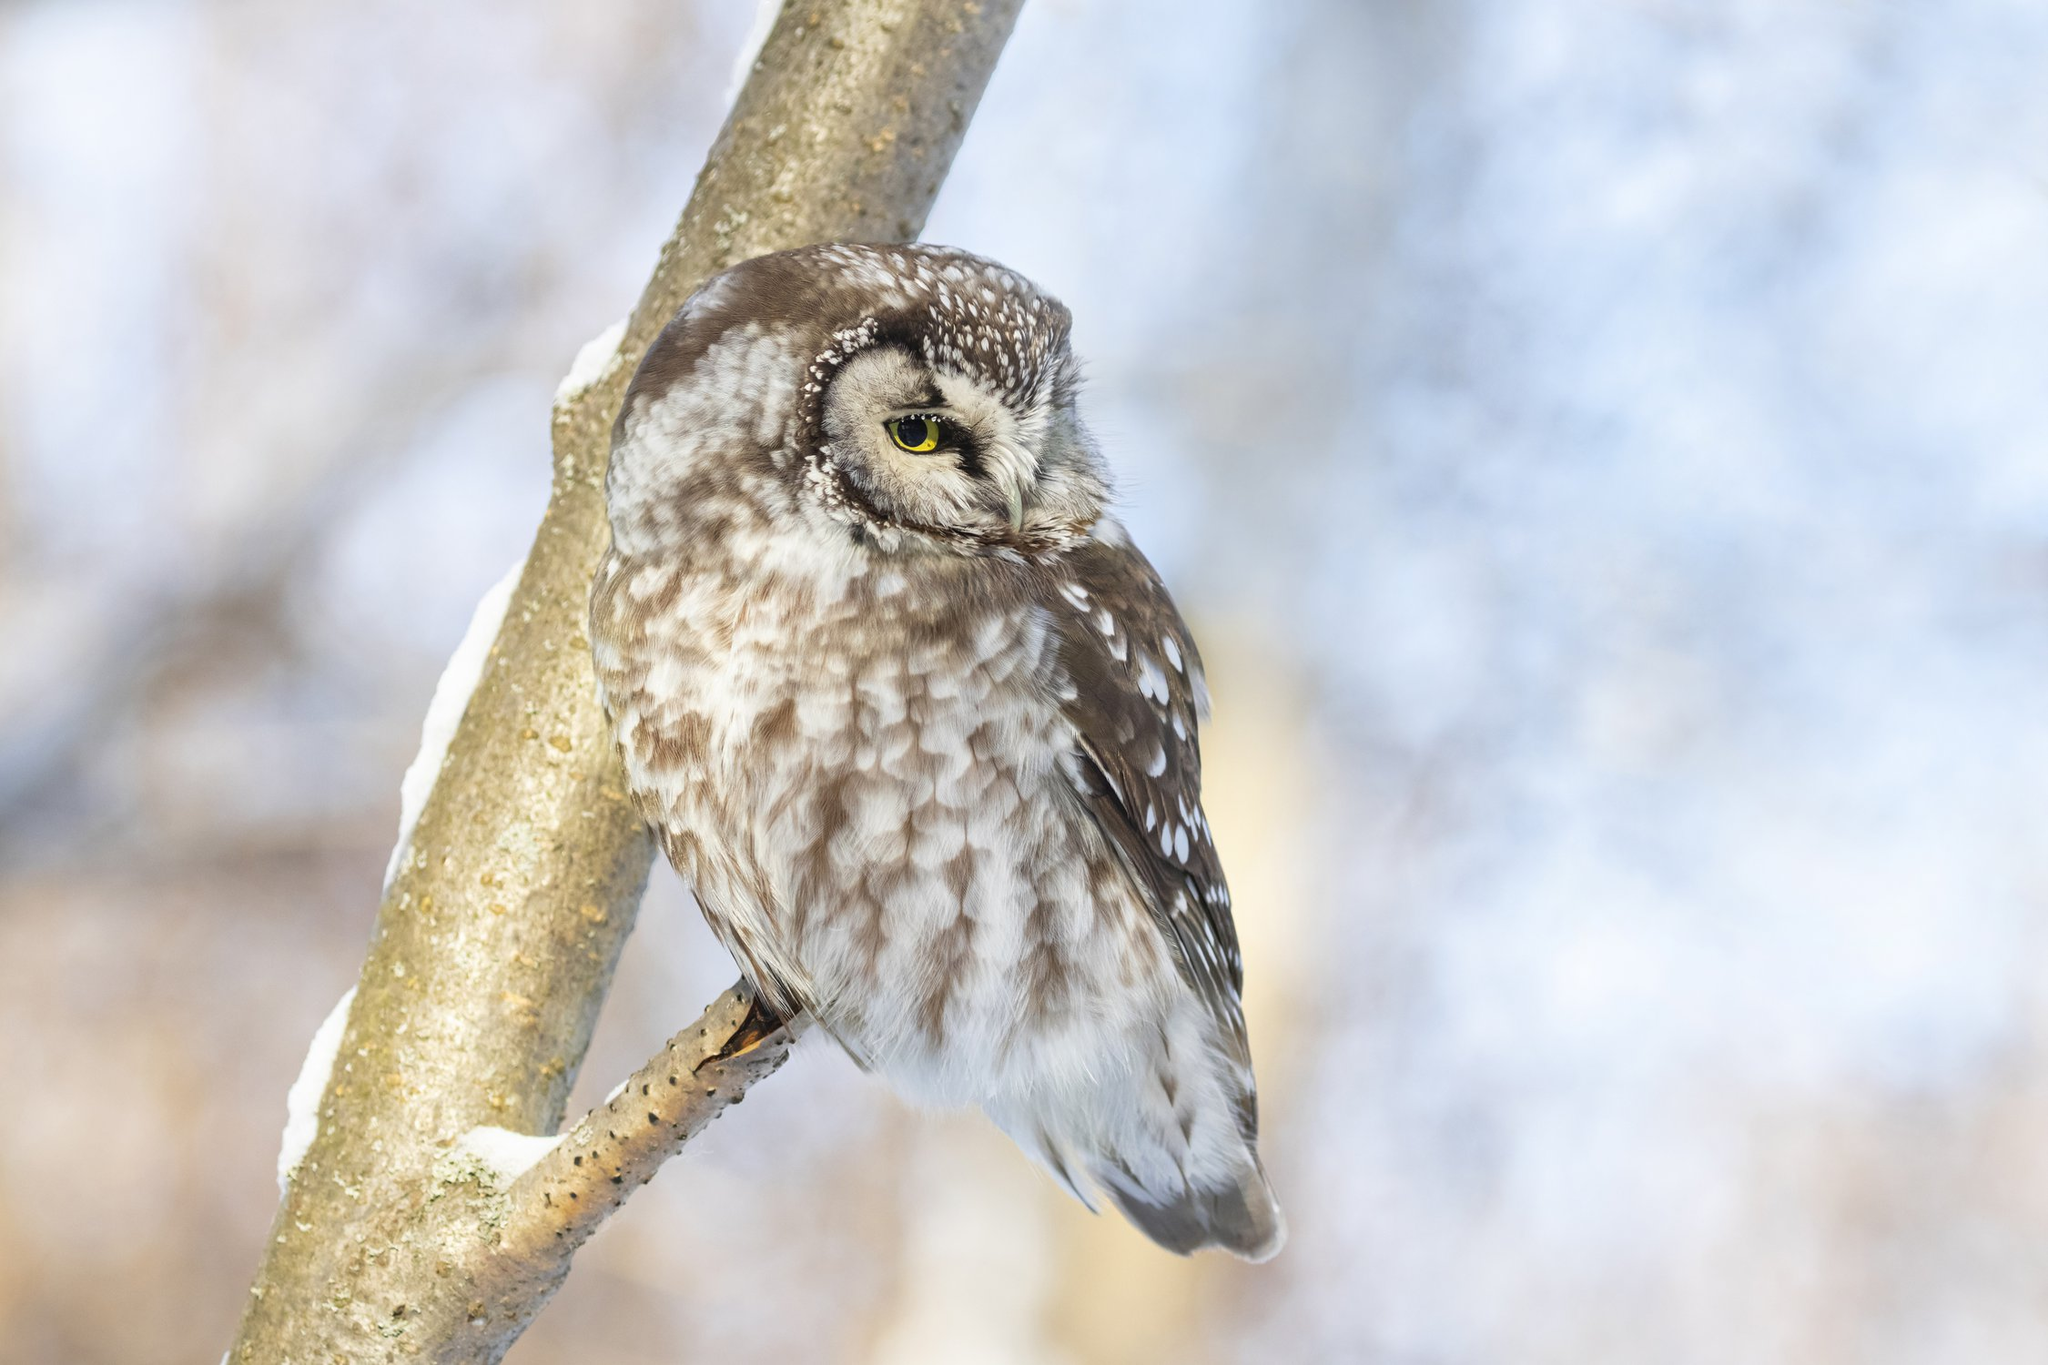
[608,243,1110,560]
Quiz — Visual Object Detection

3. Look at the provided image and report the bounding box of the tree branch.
[229,3,1021,1359]
[495,984,800,1270]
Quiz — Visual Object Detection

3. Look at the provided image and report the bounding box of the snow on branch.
[383,559,525,890]
[275,986,355,1194]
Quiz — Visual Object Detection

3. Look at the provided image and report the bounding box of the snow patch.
[383,559,524,890]
[276,986,356,1194]
[553,317,628,407]
[725,0,782,108]
[456,1125,563,1183]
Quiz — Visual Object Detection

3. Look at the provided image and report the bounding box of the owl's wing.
[1042,529,1249,1062]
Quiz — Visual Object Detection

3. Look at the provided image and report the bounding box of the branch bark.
[230,3,1021,1359]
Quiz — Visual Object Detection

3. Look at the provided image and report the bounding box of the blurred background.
[4,0,2048,1359]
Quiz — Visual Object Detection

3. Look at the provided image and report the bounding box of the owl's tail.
[989,1049,1287,1262]
[1091,1146,1286,1262]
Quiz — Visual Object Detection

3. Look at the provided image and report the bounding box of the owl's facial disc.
[818,345,1058,549]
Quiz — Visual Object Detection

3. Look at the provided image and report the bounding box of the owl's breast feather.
[600,539,1170,1098]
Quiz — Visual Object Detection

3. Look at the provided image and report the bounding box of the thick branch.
[230,3,1022,1361]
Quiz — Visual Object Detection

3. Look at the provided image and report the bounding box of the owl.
[590,243,1282,1260]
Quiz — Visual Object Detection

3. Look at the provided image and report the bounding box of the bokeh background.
[5,0,2048,1360]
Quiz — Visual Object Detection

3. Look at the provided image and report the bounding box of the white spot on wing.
[1135,653,1169,704]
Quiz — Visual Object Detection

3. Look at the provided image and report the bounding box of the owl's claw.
[712,982,796,1061]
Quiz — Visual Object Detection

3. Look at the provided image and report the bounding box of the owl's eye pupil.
[887,415,943,453]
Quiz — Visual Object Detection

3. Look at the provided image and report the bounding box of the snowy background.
[4,0,2048,1360]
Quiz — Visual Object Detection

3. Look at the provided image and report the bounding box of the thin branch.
[229,2,1023,1360]
[497,983,801,1266]
[274,983,803,1351]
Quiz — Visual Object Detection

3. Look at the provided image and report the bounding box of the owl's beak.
[985,441,1035,533]
[1003,477,1027,532]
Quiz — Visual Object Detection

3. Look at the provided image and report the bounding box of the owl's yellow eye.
[885,415,943,453]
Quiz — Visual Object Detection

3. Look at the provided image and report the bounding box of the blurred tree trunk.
[228,3,1021,1360]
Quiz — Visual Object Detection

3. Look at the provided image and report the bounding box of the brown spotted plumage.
[590,243,1282,1259]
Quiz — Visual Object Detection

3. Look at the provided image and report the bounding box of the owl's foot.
[712,980,800,1061]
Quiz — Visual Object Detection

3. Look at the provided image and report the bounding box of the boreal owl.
[590,242,1282,1260]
